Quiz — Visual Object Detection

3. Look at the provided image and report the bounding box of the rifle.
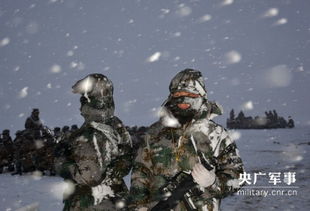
[151,135,213,211]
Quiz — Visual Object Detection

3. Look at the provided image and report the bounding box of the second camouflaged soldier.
[55,74,133,210]
[130,69,244,211]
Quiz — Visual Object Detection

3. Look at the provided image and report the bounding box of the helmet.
[169,68,207,98]
[164,69,208,124]
[2,129,10,135]
[72,73,115,122]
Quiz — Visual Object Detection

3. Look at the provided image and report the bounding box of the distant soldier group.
[227,109,295,129]
[0,108,80,175]
[0,108,146,177]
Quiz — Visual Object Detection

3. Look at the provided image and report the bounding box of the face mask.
[80,95,114,110]
[166,96,203,123]
[32,113,39,120]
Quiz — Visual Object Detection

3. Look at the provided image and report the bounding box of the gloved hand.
[191,163,216,188]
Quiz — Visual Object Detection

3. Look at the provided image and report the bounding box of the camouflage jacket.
[130,102,244,211]
[55,116,132,210]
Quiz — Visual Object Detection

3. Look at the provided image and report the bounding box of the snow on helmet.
[72,73,115,122]
[169,68,207,98]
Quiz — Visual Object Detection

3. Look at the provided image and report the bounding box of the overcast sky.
[1,0,310,134]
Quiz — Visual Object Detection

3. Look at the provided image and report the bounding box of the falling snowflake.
[282,144,304,162]
[50,180,75,200]
[67,50,74,56]
[262,8,279,18]
[115,200,126,209]
[70,61,78,68]
[198,14,212,23]
[160,8,170,15]
[173,32,182,37]
[224,50,242,64]
[228,130,242,140]
[221,0,234,6]
[146,52,161,63]
[173,56,180,61]
[159,9,170,18]
[70,61,85,70]
[265,65,292,87]
[50,64,62,73]
[242,101,254,110]
[49,0,59,3]
[297,66,304,72]
[176,4,192,17]
[72,76,95,102]
[150,107,161,118]
[274,18,288,26]
[0,37,10,47]
[14,66,20,71]
[18,87,28,98]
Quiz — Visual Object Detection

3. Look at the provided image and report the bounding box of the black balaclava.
[164,69,208,125]
[31,109,40,121]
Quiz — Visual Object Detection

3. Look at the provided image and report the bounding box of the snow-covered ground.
[0,127,309,211]
[0,173,64,211]
[222,126,310,211]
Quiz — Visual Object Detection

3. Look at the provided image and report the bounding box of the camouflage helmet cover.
[72,73,115,122]
[72,73,114,109]
[72,73,113,97]
[169,68,207,98]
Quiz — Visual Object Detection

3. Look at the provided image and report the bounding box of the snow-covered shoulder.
[188,119,232,157]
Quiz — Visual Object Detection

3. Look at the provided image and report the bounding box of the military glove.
[191,163,215,188]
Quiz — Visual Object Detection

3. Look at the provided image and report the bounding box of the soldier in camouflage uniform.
[11,130,24,175]
[130,69,244,211]
[55,73,133,211]
[54,127,62,143]
[71,124,79,132]
[25,108,44,139]
[0,129,15,172]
